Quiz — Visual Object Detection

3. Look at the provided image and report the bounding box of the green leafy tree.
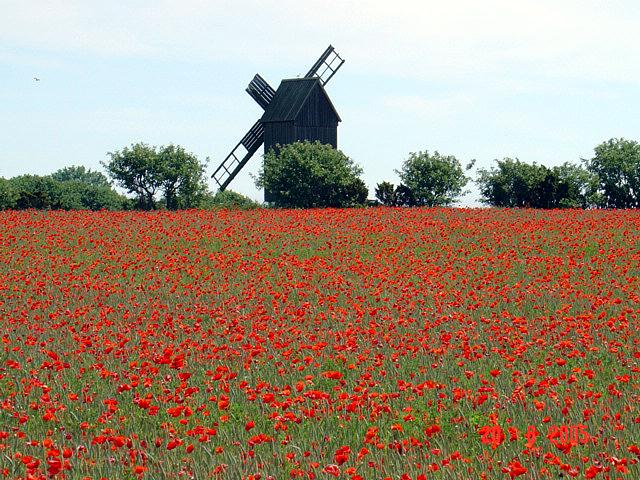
[477,158,545,207]
[9,175,60,210]
[102,143,162,210]
[375,181,397,206]
[6,174,127,211]
[0,178,18,210]
[50,181,84,210]
[395,151,469,207]
[553,163,599,208]
[395,184,415,207]
[374,181,421,207]
[56,181,129,210]
[255,141,367,208]
[477,158,596,208]
[51,165,111,188]
[50,165,128,210]
[584,138,640,208]
[158,145,209,210]
[102,143,209,210]
[201,190,261,210]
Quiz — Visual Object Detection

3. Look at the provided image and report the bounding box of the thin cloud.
[382,94,474,119]
[3,0,639,84]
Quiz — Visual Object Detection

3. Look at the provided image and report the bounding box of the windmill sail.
[211,120,264,191]
[305,45,345,86]
[246,74,276,110]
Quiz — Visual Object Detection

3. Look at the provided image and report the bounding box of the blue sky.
[2,0,639,205]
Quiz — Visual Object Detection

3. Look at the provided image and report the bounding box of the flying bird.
[33,77,40,81]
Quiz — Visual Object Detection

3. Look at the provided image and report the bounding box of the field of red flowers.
[1,208,639,480]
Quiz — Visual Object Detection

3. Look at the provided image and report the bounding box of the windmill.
[211,45,345,198]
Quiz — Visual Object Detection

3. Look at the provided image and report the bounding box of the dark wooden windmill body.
[262,78,341,154]
[211,46,345,198]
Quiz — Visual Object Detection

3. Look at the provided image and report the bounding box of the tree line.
[0,167,128,211]
[1,137,639,210]
[259,137,640,209]
[0,144,259,211]
[373,138,640,209]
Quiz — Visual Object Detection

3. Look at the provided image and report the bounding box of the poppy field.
[1,208,639,480]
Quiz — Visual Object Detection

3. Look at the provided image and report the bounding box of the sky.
[2,0,640,205]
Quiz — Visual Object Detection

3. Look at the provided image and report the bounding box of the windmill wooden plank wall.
[211,46,345,199]
[262,77,340,156]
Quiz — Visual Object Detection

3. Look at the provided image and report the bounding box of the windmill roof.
[260,78,341,123]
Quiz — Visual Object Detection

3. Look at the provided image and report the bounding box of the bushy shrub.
[202,190,261,210]
[255,141,367,208]
[395,151,469,206]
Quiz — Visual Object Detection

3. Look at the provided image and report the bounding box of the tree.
[395,184,415,207]
[5,174,127,211]
[477,158,543,207]
[395,151,469,207]
[51,165,111,188]
[103,143,162,210]
[374,182,417,207]
[553,162,599,209]
[584,138,640,208]
[0,178,18,210]
[50,165,128,210]
[375,181,397,206]
[102,143,209,210]
[158,145,209,209]
[201,190,261,210]
[9,175,59,210]
[477,158,596,208]
[55,181,129,211]
[255,141,367,208]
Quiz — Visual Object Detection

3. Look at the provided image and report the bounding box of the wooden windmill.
[211,45,345,198]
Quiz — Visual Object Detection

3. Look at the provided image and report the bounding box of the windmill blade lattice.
[305,45,345,86]
[211,120,264,191]
[246,74,276,110]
